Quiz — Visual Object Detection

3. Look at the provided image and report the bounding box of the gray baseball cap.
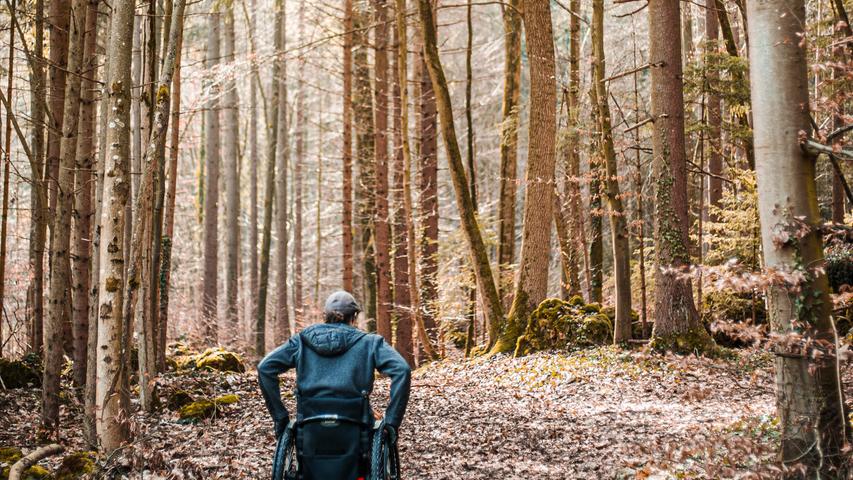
[324,291,362,317]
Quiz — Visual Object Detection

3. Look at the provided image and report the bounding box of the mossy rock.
[168,342,194,357]
[214,394,239,405]
[194,348,245,373]
[0,358,41,388]
[55,451,96,480]
[649,328,721,356]
[582,303,602,314]
[576,314,613,346]
[178,399,216,422]
[513,298,616,356]
[0,448,54,480]
[568,295,585,307]
[166,390,195,411]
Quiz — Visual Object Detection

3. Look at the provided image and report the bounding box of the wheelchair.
[271,393,401,480]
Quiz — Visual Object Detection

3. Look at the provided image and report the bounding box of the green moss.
[568,295,585,306]
[512,298,616,356]
[649,328,723,357]
[0,358,41,388]
[214,394,239,406]
[55,451,96,479]
[22,465,51,479]
[178,399,216,422]
[577,314,613,346]
[166,390,195,411]
[193,348,245,373]
[0,448,54,480]
[582,303,602,314]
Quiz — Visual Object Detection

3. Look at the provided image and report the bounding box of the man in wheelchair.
[258,291,412,480]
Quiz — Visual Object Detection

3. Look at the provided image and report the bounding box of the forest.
[0,0,851,475]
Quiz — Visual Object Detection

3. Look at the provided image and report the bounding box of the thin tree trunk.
[417,0,503,349]
[706,0,723,218]
[314,96,324,305]
[247,0,260,333]
[96,0,135,450]
[747,0,849,474]
[391,0,414,365]
[496,0,521,302]
[354,2,376,328]
[46,0,71,222]
[0,0,16,358]
[648,0,713,349]
[374,0,393,342]
[274,0,290,343]
[294,0,305,328]
[342,0,354,292]
[464,0,477,354]
[257,0,283,355]
[591,0,632,343]
[491,0,557,355]
[418,48,438,345]
[44,0,89,428]
[71,0,99,388]
[223,2,240,342]
[201,7,220,344]
[566,0,586,299]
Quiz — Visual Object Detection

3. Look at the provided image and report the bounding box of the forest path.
[2,348,782,478]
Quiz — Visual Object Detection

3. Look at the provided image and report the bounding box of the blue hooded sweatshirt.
[257,323,412,429]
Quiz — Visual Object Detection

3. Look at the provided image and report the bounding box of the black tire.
[272,428,297,480]
[370,427,401,480]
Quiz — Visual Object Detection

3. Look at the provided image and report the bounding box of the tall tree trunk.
[0,0,16,358]
[496,0,521,302]
[44,0,88,429]
[418,48,438,345]
[417,0,503,348]
[257,0,283,355]
[247,0,260,333]
[565,0,587,300]
[201,7,220,344]
[315,96,324,304]
[274,0,290,343]
[293,0,305,328]
[706,0,723,218]
[491,0,557,355]
[374,0,393,342]
[223,2,240,342]
[747,2,849,475]
[342,0,354,292]
[464,0,477,354]
[354,2,376,328]
[648,0,713,349]
[96,0,134,450]
[159,26,183,372]
[28,0,47,354]
[391,0,414,365]
[46,0,70,222]
[591,0,632,343]
[71,0,99,388]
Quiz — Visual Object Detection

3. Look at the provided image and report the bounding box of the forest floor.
[3,346,836,479]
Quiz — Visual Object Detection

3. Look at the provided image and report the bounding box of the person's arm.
[374,339,412,428]
[257,337,300,433]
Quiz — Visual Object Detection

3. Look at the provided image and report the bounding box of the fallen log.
[8,444,64,480]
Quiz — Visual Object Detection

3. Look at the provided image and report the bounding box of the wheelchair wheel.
[370,427,401,480]
[272,427,297,480]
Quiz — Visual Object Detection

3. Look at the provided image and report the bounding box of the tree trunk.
[464,0,477,354]
[27,0,47,354]
[491,0,557,355]
[417,0,503,349]
[374,0,393,342]
[354,3,376,328]
[248,0,260,334]
[706,0,723,219]
[96,0,134,450]
[496,0,521,302]
[223,3,240,342]
[201,8,220,344]
[591,0,632,343]
[71,0,100,388]
[46,0,70,223]
[293,0,305,328]
[747,2,849,475]
[43,0,89,428]
[274,0,290,343]
[257,0,283,355]
[648,0,713,350]
[565,0,586,299]
[392,0,414,365]
[342,0,355,292]
[0,0,15,358]
[418,48,438,345]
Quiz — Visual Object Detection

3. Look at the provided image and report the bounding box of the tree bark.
[96,0,134,450]
[0,0,16,359]
[418,48,438,345]
[43,0,89,428]
[706,0,723,219]
[648,0,713,349]
[201,8,220,344]
[374,0,393,342]
[417,0,503,349]
[496,0,521,302]
[342,0,355,292]
[274,0,290,343]
[247,0,260,334]
[46,0,71,223]
[565,0,586,299]
[492,0,557,355]
[747,2,849,475]
[223,3,240,342]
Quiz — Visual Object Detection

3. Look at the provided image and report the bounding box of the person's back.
[257,291,412,479]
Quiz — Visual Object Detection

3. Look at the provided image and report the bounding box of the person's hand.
[275,417,290,438]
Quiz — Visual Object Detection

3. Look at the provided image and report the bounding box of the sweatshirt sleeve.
[374,338,412,428]
[257,336,300,424]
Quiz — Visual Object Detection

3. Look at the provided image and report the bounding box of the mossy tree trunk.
[648,0,714,350]
[417,0,504,348]
[491,0,557,355]
[747,1,849,475]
